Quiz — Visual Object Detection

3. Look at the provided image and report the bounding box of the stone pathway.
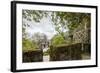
[43,55,50,62]
[82,54,90,60]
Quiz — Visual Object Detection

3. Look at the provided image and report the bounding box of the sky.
[23,15,57,40]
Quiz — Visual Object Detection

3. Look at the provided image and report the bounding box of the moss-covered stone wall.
[23,50,43,62]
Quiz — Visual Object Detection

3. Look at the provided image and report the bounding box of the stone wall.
[50,43,91,61]
[23,50,43,63]
[50,43,82,61]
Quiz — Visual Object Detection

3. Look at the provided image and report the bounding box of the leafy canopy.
[51,34,67,45]
[22,38,38,52]
[23,10,90,40]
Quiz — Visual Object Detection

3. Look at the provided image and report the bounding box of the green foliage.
[22,10,91,41]
[22,38,38,52]
[23,10,91,32]
[52,12,90,30]
[51,12,91,40]
[22,10,47,22]
[51,34,67,45]
[43,48,50,56]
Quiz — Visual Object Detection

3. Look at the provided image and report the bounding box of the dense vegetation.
[22,10,91,61]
